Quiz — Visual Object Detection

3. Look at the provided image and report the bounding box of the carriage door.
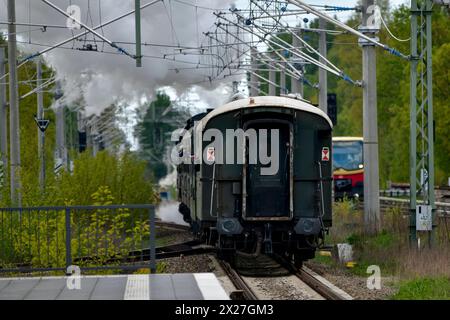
[242,120,293,220]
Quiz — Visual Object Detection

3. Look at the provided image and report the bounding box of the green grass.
[313,253,335,266]
[370,231,395,248]
[392,277,450,300]
[346,230,395,249]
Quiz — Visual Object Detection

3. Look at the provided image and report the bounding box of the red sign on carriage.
[321,147,330,162]
[207,147,215,162]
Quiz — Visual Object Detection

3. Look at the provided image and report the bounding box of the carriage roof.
[199,96,334,130]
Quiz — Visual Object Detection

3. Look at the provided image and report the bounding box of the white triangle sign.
[35,118,50,132]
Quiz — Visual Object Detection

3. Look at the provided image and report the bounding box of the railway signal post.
[36,59,47,191]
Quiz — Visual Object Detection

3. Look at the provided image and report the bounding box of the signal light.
[327,93,338,126]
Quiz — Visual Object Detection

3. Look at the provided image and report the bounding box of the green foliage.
[136,92,190,181]
[1,185,153,270]
[331,6,450,185]
[257,6,450,186]
[0,150,157,208]
[0,34,160,274]
[392,277,450,300]
[329,199,363,243]
[56,151,157,206]
[346,233,362,246]
[1,134,158,270]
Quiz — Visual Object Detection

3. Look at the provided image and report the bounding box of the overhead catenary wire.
[0,0,163,83]
[285,0,409,60]
[14,38,229,69]
[250,0,342,74]
[216,12,359,85]
[40,0,136,59]
[380,14,411,42]
[211,23,304,80]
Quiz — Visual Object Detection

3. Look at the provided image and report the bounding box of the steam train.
[332,137,364,200]
[176,96,333,266]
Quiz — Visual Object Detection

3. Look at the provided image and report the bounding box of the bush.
[1,150,158,207]
[0,151,158,271]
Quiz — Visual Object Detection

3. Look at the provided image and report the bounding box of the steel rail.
[273,254,352,300]
[218,260,259,300]
[295,267,352,300]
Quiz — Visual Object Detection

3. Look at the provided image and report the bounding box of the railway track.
[272,254,353,300]
[133,223,353,301]
[213,254,352,301]
[218,260,259,300]
[73,222,210,264]
[155,220,190,232]
[130,240,215,261]
[77,220,353,300]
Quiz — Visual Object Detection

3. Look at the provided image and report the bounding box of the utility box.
[416,205,432,231]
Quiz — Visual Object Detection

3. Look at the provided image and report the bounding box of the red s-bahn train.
[332,137,364,200]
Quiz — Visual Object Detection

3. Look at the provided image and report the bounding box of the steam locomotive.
[176,95,333,266]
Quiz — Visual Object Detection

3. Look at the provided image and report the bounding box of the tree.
[136,92,190,181]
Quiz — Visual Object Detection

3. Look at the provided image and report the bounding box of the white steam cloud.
[156,202,188,226]
[0,0,240,114]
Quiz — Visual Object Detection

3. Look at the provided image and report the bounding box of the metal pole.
[425,0,436,246]
[65,207,72,270]
[268,61,276,96]
[291,33,300,95]
[135,0,142,67]
[150,207,156,274]
[409,0,436,247]
[361,0,380,235]
[280,64,286,96]
[37,59,45,191]
[0,47,7,178]
[7,0,21,206]
[250,47,259,97]
[318,18,328,113]
[409,0,418,245]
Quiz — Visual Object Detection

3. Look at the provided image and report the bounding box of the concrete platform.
[0,273,230,300]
